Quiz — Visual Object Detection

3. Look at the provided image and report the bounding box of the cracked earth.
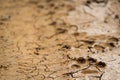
[0,0,120,80]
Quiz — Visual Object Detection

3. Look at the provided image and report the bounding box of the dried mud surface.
[0,0,120,80]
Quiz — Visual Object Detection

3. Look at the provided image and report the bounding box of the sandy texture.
[0,0,120,80]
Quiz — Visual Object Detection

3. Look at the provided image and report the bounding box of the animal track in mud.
[62,56,106,79]
[68,56,106,68]
[71,32,120,53]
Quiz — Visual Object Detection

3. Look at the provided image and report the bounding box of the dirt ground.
[0,0,120,80]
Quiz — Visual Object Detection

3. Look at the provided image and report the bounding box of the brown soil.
[0,0,120,80]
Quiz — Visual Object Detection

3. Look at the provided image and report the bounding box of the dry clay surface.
[0,0,120,80]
